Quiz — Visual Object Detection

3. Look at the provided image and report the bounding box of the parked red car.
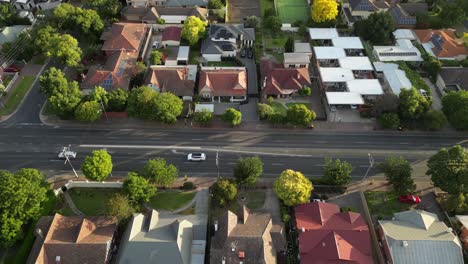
[399,194,421,204]
[3,66,19,73]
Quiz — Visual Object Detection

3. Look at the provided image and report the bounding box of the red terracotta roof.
[162,26,182,42]
[294,202,372,264]
[413,29,468,58]
[32,214,117,264]
[263,67,311,96]
[101,23,147,53]
[199,68,247,97]
[82,50,137,90]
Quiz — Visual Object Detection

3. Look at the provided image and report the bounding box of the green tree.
[149,50,164,65]
[89,86,108,107]
[234,157,263,186]
[212,179,237,206]
[354,12,395,45]
[398,87,430,121]
[47,81,83,118]
[39,67,69,97]
[427,145,468,194]
[438,2,465,28]
[380,156,416,195]
[245,16,260,29]
[181,16,207,45]
[287,104,316,127]
[107,88,128,112]
[106,193,135,223]
[153,92,183,123]
[311,0,338,23]
[222,108,242,126]
[422,110,447,130]
[0,169,48,247]
[127,86,158,120]
[284,36,294,52]
[264,16,281,34]
[193,109,213,126]
[208,0,224,9]
[81,149,113,181]
[273,169,313,206]
[298,87,312,96]
[323,158,353,186]
[48,34,82,67]
[378,112,400,129]
[52,4,104,37]
[74,101,102,122]
[422,56,441,82]
[442,90,468,130]
[123,172,156,203]
[445,193,468,214]
[268,112,286,125]
[257,103,274,120]
[143,158,178,187]
[83,0,121,20]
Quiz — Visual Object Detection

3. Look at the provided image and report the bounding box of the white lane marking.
[272,163,284,166]
[355,142,369,144]
[80,144,202,150]
[191,139,203,141]
[227,162,236,165]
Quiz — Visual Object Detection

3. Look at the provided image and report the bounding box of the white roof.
[319,68,354,82]
[456,215,468,228]
[15,0,29,3]
[373,62,412,95]
[393,29,416,40]
[339,57,373,70]
[331,37,364,49]
[294,42,312,53]
[347,79,383,95]
[284,53,310,64]
[326,92,364,105]
[308,28,339,40]
[314,47,346,59]
[177,46,189,61]
[373,43,423,62]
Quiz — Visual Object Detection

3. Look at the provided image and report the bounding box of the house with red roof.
[198,67,247,102]
[145,65,197,99]
[161,27,182,47]
[261,60,312,99]
[413,29,468,61]
[100,23,150,58]
[294,201,373,264]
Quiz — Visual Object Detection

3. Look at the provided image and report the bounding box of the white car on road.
[187,153,206,161]
[58,150,77,159]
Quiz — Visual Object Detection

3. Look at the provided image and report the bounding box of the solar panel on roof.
[117,60,126,77]
[102,75,113,90]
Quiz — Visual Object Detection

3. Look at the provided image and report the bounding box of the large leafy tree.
[355,12,395,45]
[36,27,82,67]
[234,157,263,186]
[264,16,281,34]
[245,16,260,30]
[208,0,224,9]
[442,90,468,130]
[181,16,207,45]
[422,110,447,131]
[123,172,156,203]
[74,101,102,122]
[380,156,416,195]
[149,50,163,65]
[427,145,468,194]
[0,3,29,27]
[81,149,113,181]
[287,104,316,127]
[107,88,128,112]
[398,87,430,121]
[0,169,48,247]
[88,86,108,108]
[52,4,103,37]
[106,193,134,223]
[438,1,466,28]
[153,92,183,123]
[212,179,237,206]
[273,169,313,206]
[143,158,178,187]
[39,67,69,97]
[311,0,338,23]
[127,86,158,120]
[83,0,121,20]
[323,158,353,186]
[221,108,242,126]
[378,113,400,129]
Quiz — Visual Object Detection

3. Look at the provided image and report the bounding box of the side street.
[0,0,466,263]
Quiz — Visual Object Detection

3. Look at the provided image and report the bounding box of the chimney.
[301,227,305,233]
[55,256,61,264]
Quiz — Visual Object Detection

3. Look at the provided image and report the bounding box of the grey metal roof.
[439,67,468,91]
[379,210,463,264]
[164,0,207,7]
[209,24,255,41]
[201,39,236,54]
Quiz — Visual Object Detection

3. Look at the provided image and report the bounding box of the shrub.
[298,86,312,96]
[257,103,274,120]
[379,113,400,129]
[193,109,214,126]
[182,181,196,190]
[422,110,447,130]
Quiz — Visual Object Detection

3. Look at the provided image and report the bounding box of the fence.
[359,191,386,264]
[4,72,19,93]
[54,180,123,195]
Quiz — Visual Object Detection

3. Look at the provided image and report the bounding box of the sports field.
[275,0,309,23]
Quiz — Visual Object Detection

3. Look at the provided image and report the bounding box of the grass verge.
[365,191,413,219]
[245,191,266,210]
[68,188,120,216]
[149,191,197,211]
[0,76,34,116]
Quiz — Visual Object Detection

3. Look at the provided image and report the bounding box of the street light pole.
[216,150,220,179]
[61,146,78,178]
[363,153,374,182]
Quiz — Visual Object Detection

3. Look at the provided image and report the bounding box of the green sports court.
[275,0,309,23]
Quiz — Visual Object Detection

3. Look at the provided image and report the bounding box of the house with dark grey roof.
[117,210,207,264]
[210,206,286,264]
[126,0,207,7]
[388,3,427,29]
[436,67,468,93]
[121,6,208,24]
[201,24,255,62]
[341,0,389,26]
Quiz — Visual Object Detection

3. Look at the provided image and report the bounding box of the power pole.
[363,153,375,182]
[61,146,78,178]
[216,150,220,179]
[99,97,108,121]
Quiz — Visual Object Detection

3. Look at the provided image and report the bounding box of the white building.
[373,62,412,95]
[373,39,423,62]
[283,53,310,68]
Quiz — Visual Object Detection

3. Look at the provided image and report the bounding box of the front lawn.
[245,191,266,210]
[0,76,34,116]
[365,191,413,219]
[270,102,287,115]
[285,102,312,109]
[149,191,197,211]
[68,188,121,216]
[189,48,201,64]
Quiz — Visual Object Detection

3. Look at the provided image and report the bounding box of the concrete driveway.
[240,57,258,96]
[423,78,442,110]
